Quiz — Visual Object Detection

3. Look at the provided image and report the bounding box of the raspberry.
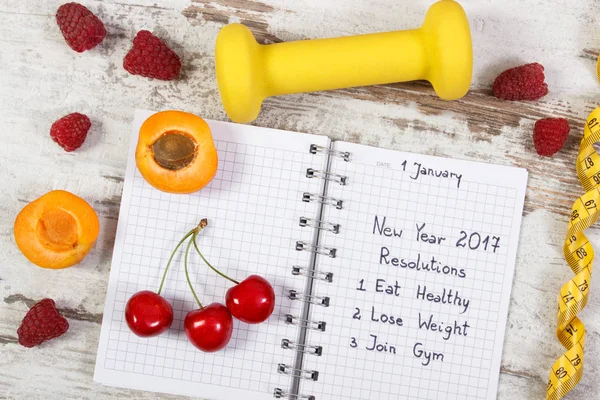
[50,112,91,152]
[533,118,570,156]
[123,30,181,80]
[17,299,69,348]
[493,63,548,101]
[56,3,106,53]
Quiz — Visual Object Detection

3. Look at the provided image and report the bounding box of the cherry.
[184,303,233,352]
[125,290,173,337]
[226,275,275,323]
[181,223,234,352]
[123,225,194,338]
[123,218,276,351]
[191,223,276,324]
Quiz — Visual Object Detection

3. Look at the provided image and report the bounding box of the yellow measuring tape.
[546,107,600,400]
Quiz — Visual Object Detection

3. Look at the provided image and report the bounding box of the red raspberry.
[50,112,91,152]
[493,63,548,101]
[56,3,106,53]
[17,299,69,348]
[533,118,570,156]
[123,30,181,80]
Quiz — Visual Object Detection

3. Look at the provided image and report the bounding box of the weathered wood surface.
[1,0,599,398]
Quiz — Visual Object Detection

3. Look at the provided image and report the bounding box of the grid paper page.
[304,141,527,400]
[94,109,330,399]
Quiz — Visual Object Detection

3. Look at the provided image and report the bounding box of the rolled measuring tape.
[546,107,600,400]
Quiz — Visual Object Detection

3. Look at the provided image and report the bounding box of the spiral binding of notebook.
[273,144,350,400]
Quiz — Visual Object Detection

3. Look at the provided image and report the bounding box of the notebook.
[94,109,528,400]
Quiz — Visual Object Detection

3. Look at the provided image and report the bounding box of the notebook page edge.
[94,109,152,383]
[483,167,528,399]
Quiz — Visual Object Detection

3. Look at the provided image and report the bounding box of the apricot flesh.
[14,190,100,269]
[136,111,218,194]
[37,209,78,251]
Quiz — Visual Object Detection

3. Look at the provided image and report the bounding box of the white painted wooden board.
[0,0,598,399]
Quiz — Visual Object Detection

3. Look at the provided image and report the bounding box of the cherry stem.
[184,235,203,309]
[193,221,240,285]
[157,229,194,296]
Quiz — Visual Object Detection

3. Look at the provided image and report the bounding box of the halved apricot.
[136,111,218,194]
[14,190,100,269]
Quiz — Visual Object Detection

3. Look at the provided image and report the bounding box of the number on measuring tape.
[562,291,574,304]
[571,210,580,221]
[564,323,578,336]
[570,354,582,367]
[575,247,587,260]
[584,199,596,209]
[555,367,567,379]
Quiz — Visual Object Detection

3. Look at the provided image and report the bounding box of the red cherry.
[226,275,275,324]
[184,303,233,352]
[125,290,173,337]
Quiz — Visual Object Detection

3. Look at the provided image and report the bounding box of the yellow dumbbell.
[215,0,472,123]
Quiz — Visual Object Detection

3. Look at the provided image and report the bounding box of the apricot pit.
[152,132,196,170]
[136,111,218,194]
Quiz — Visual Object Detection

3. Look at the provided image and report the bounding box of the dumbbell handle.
[264,29,424,96]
